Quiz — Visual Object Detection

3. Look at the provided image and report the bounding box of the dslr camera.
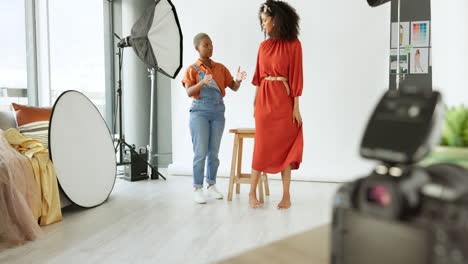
[332,89,468,264]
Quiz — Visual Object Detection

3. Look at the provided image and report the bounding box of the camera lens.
[367,185,392,207]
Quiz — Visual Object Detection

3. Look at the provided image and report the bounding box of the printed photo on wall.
[410,48,429,74]
[411,21,430,47]
[390,49,409,74]
[391,22,410,48]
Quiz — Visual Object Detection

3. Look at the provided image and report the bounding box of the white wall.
[168,0,391,182]
[432,0,468,106]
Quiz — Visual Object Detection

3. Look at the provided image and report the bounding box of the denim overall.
[189,64,225,189]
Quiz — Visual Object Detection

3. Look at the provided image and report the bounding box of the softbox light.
[125,0,183,79]
[367,0,391,7]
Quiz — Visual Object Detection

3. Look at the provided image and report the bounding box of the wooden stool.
[227,128,270,202]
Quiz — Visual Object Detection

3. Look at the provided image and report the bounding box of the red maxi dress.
[252,38,304,174]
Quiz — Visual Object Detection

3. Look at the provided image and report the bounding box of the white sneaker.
[207,185,223,199]
[194,188,207,204]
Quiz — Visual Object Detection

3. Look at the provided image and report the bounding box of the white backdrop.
[168,0,468,182]
[168,0,391,182]
[432,0,468,106]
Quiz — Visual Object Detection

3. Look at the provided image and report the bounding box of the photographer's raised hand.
[236,66,247,82]
[230,66,247,91]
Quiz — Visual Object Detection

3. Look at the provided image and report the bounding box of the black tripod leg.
[122,142,167,180]
[114,140,121,153]
[114,140,128,165]
[152,168,165,179]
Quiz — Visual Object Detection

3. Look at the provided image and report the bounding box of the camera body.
[331,89,468,264]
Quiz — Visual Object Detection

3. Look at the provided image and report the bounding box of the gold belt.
[264,76,290,96]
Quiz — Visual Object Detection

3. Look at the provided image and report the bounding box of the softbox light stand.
[367,0,402,90]
[113,38,165,181]
[113,0,183,181]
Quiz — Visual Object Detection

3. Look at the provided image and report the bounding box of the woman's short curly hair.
[259,0,300,41]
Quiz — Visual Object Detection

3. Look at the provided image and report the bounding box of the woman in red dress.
[250,0,303,209]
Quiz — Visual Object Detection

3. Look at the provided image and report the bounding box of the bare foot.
[277,196,291,210]
[249,193,262,208]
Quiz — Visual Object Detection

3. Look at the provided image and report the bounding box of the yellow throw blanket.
[3,128,62,226]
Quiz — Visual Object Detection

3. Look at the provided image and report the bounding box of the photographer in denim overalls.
[182,33,247,204]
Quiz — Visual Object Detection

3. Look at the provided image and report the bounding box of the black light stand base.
[150,168,159,180]
[121,174,149,182]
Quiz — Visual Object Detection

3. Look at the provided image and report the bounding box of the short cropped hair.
[193,33,209,48]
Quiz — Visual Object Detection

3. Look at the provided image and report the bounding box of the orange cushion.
[12,103,52,126]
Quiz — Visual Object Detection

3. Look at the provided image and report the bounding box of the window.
[47,0,106,117]
[0,0,28,111]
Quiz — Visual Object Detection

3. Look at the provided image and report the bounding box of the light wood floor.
[0,170,339,264]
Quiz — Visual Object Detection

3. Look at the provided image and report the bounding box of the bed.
[0,110,70,248]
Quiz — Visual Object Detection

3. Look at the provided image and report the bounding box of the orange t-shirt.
[181,59,234,99]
